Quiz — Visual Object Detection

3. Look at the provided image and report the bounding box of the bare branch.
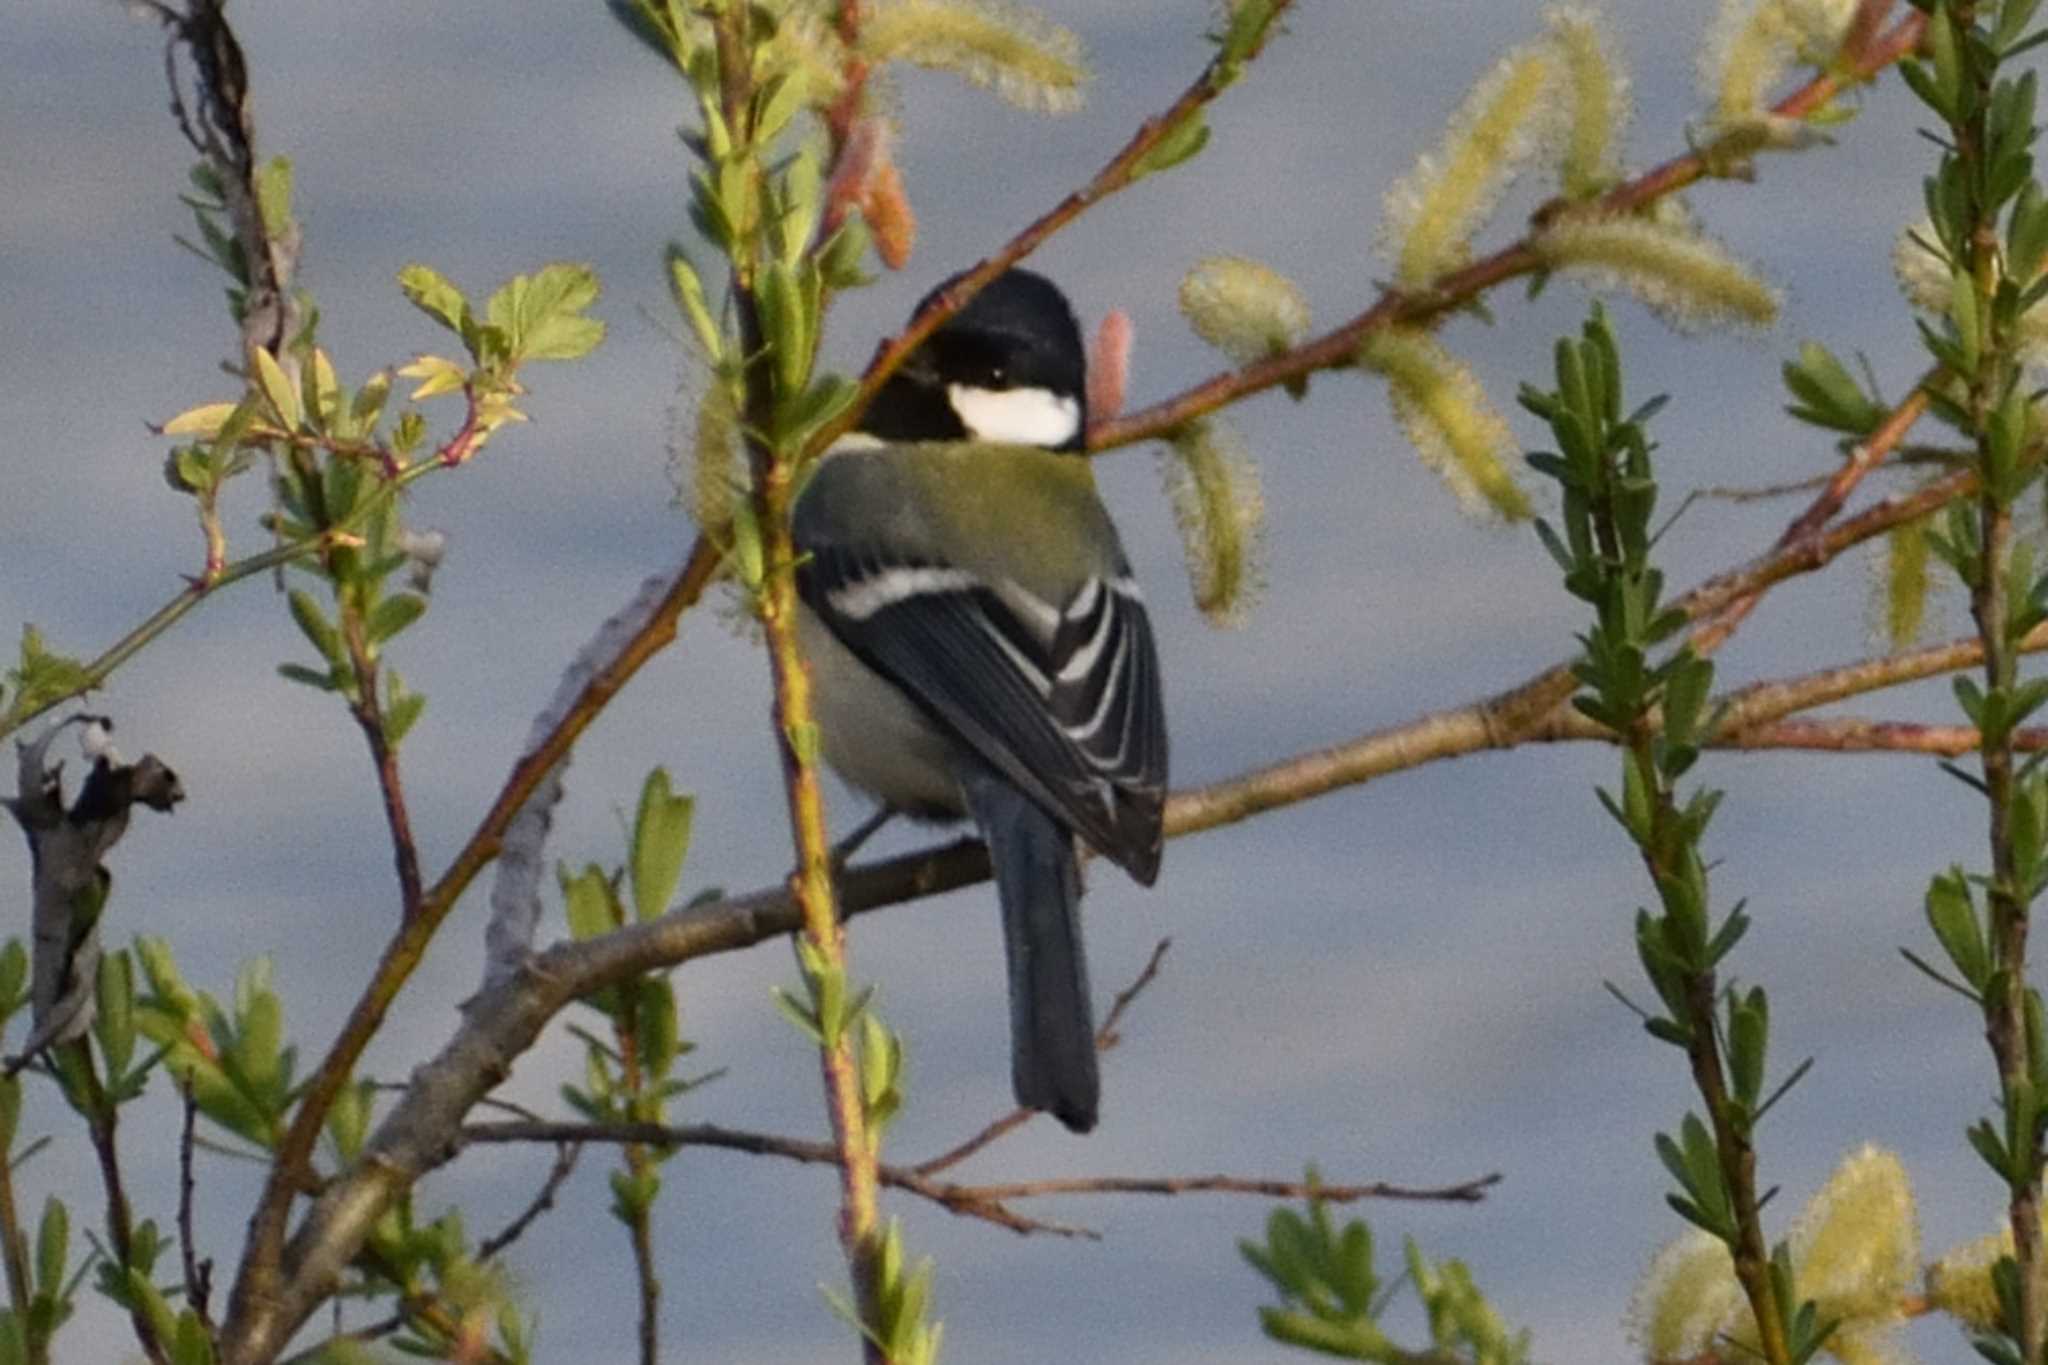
[224,538,721,1365]
[180,1079,216,1334]
[459,1119,1495,1241]
[476,1140,581,1264]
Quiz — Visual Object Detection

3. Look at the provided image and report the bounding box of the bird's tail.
[962,773,1098,1133]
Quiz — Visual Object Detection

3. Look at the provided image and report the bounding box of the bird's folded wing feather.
[800,543,1166,882]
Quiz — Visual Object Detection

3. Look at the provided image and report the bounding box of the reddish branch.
[1088,10,1930,454]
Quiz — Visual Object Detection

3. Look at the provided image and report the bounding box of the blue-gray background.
[0,2,2011,1361]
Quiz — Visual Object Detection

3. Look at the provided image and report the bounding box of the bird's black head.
[858,268,1088,453]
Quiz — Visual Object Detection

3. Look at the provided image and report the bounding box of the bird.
[790,267,1168,1132]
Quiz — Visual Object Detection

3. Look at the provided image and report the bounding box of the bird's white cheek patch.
[948,384,1081,447]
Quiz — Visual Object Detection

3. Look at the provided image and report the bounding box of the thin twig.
[342,619,423,916]
[1693,379,1936,654]
[459,1120,1496,1241]
[476,1141,580,1263]
[1715,717,2048,754]
[229,537,721,1357]
[0,1078,42,1365]
[179,1078,215,1334]
[67,1046,170,1365]
[913,939,1172,1177]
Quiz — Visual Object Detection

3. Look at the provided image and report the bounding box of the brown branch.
[1713,717,2048,754]
[1693,380,1936,654]
[221,535,721,1365]
[1088,11,1929,455]
[954,1170,1501,1207]
[340,617,423,916]
[67,1047,170,1365]
[1516,618,2048,752]
[476,1140,580,1263]
[459,1119,1496,1241]
[179,1079,216,1335]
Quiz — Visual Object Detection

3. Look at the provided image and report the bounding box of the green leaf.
[287,590,344,665]
[384,677,427,746]
[1781,341,1883,434]
[172,1308,216,1365]
[666,245,726,359]
[759,259,812,399]
[275,663,340,692]
[351,369,393,436]
[1130,112,1210,181]
[366,592,427,646]
[252,156,294,241]
[559,863,622,943]
[398,263,471,335]
[0,941,28,1022]
[490,262,606,363]
[94,951,136,1076]
[771,985,824,1044]
[234,980,285,1102]
[784,374,861,450]
[1726,987,1767,1109]
[636,977,680,1081]
[1928,867,1993,992]
[8,625,92,718]
[754,69,810,146]
[249,346,302,431]
[630,769,695,923]
[33,1199,65,1297]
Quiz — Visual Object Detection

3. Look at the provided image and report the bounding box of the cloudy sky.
[0,2,2014,1362]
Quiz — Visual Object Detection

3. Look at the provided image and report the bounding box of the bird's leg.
[830,804,897,873]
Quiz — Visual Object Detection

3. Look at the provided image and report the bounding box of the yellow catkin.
[1382,43,1561,288]
[1879,517,1932,649]
[1630,1148,1920,1364]
[1927,1231,2012,1332]
[1785,1145,1918,1326]
[1178,256,1311,368]
[1626,1229,1743,1363]
[1360,329,1532,522]
[1159,418,1266,628]
[1779,0,1860,54]
[1547,5,1631,199]
[680,379,740,539]
[1534,215,1781,330]
[1703,0,1797,125]
[859,0,1086,113]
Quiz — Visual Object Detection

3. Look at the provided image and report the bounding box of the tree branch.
[459,1119,1498,1241]
[1087,11,1930,454]
[220,537,721,1365]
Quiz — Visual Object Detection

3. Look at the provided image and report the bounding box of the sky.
[0,1,2023,1362]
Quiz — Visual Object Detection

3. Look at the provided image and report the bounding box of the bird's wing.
[799,542,1166,882]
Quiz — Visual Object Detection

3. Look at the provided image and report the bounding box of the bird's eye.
[987,366,1008,386]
